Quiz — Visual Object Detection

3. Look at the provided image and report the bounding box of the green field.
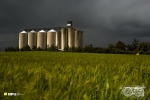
[0,52,150,100]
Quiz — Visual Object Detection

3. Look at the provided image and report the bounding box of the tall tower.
[61,28,67,50]
[19,31,28,49]
[67,21,74,48]
[47,29,56,48]
[74,29,79,48]
[37,30,47,49]
[28,30,37,49]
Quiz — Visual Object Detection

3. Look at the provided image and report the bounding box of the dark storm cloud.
[1,0,150,49]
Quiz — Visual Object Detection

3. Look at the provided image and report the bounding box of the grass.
[0,51,150,100]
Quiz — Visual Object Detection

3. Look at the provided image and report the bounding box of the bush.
[144,51,150,55]
[139,50,144,54]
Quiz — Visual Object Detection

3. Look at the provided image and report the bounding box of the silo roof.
[31,30,36,32]
[48,29,57,32]
[39,30,45,32]
[20,31,27,33]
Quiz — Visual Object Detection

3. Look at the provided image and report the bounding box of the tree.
[101,48,109,53]
[21,45,31,51]
[5,46,19,52]
[37,47,43,51]
[147,42,150,51]
[75,47,82,52]
[83,45,88,52]
[64,46,69,52]
[16,46,19,51]
[108,43,116,49]
[132,38,139,51]
[139,42,148,52]
[5,47,9,52]
[87,44,94,52]
[47,44,58,51]
[82,44,94,52]
[32,46,37,51]
[115,40,126,50]
[126,44,134,51]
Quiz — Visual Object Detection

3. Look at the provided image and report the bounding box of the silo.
[74,30,79,48]
[81,31,84,48]
[78,30,81,48]
[72,28,75,47]
[28,30,37,49]
[47,29,56,48]
[19,31,28,49]
[68,28,74,48]
[37,30,47,49]
[56,31,61,49]
[61,28,67,50]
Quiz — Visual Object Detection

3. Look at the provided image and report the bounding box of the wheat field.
[0,52,150,100]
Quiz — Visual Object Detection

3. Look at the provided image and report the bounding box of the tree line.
[5,38,150,54]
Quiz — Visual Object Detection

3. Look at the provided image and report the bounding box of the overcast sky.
[0,0,150,50]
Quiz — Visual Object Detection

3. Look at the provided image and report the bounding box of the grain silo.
[74,30,79,48]
[72,28,75,47]
[61,28,67,50]
[81,31,84,48]
[19,21,84,51]
[56,31,61,49]
[78,30,81,48]
[19,31,28,49]
[68,27,74,48]
[47,29,56,48]
[37,30,47,49]
[28,30,37,49]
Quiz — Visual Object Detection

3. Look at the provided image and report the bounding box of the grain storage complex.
[19,21,84,51]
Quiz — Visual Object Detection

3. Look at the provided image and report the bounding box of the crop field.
[0,51,150,100]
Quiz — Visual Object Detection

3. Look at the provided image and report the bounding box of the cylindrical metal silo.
[28,30,37,49]
[74,30,79,48]
[68,28,74,48]
[37,30,47,49]
[47,29,56,48]
[81,31,83,48]
[61,28,67,50]
[56,31,61,49]
[72,28,75,47]
[78,30,82,48]
[19,31,28,49]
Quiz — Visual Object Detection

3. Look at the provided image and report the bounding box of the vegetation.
[4,38,150,55]
[0,52,150,100]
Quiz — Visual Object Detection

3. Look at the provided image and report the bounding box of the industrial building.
[19,21,83,51]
